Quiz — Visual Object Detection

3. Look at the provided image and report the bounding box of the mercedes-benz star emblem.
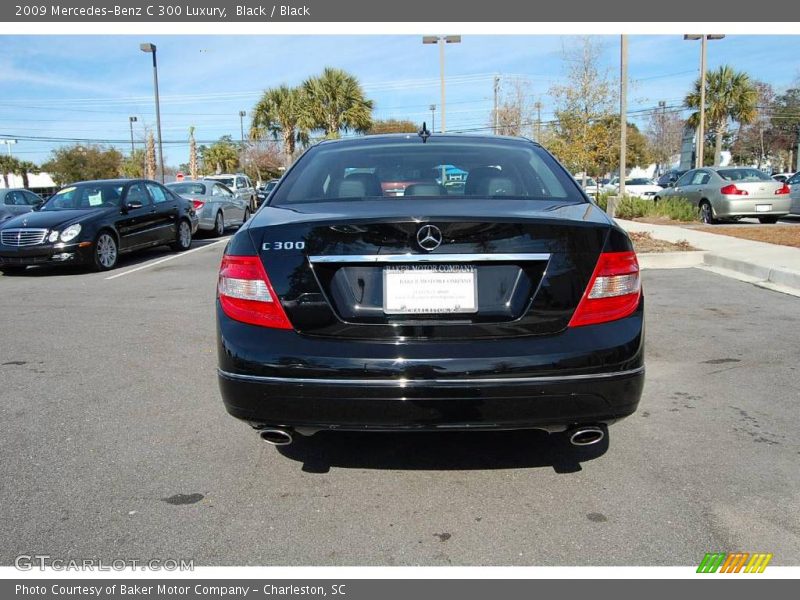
[416,224,442,251]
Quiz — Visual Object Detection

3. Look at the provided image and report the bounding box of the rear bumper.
[217,300,645,432]
[714,197,791,217]
[218,366,644,432]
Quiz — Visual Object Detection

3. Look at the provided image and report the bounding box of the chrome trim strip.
[218,366,644,387]
[308,253,551,264]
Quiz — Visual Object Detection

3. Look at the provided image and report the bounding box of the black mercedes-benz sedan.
[216,134,644,447]
[0,179,198,273]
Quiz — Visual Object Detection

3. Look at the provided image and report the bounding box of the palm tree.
[685,65,758,166]
[251,85,308,167]
[145,132,157,179]
[188,126,198,179]
[14,160,39,189]
[0,155,18,188]
[301,67,374,138]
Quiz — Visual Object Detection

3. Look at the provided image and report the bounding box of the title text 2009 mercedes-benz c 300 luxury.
[216,134,644,447]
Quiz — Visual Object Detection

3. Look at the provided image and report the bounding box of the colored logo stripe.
[697,552,772,573]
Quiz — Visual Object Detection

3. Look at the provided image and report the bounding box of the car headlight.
[60,224,82,242]
[48,230,59,243]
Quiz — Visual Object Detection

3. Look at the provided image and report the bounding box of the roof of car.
[315,133,540,147]
[67,178,152,186]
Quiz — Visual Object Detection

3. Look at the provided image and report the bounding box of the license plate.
[756,204,772,212]
[383,265,477,314]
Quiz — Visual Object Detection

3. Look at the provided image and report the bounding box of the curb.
[702,253,800,292]
[637,251,706,270]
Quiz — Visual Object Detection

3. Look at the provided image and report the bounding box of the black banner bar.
[2,0,799,22]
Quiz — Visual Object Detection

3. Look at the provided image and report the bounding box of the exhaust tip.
[257,427,293,446]
[568,426,605,447]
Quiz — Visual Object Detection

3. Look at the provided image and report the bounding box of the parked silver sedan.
[656,167,791,224]
[166,180,249,237]
[0,188,44,224]
[786,171,800,216]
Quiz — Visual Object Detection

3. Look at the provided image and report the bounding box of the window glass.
[206,176,235,188]
[42,183,125,210]
[718,168,772,182]
[271,140,581,205]
[24,191,42,205]
[146,183,169,204]
[4,192,18,205]
[788,173,800,185]
[126,184,151,207]
[168,182,207,195]
[674,171,694,187]
[690,171,709,185]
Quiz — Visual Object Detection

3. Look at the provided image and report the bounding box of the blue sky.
[0,34,798,166]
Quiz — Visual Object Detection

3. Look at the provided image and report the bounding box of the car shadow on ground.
[1,238,226,277]
[276,429,609,474]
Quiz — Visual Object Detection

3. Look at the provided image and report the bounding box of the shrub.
[597,194,699,222]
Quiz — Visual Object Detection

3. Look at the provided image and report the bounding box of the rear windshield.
[169,182,207,195]
[206,177,235,188]
[627,178,654,185]
[718,169,773,182]
[270,139,583,205]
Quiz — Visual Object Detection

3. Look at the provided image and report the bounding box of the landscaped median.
[618,218,800,296]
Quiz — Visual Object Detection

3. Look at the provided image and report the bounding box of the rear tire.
[213,211,225,237]
[242,208,250,224]
[699,201,717,224]
[758,216,779,224]
[92,231,118,271]
[171,219,192,251]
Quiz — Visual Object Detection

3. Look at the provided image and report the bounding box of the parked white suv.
[204,173,256,211]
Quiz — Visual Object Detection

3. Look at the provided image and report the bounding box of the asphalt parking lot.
[1,240,799,566]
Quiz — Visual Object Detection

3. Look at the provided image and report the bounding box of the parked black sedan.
[216,134,644,448]
[0,179,198,273]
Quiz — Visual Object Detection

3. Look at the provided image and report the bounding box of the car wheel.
[172,219,193,251]
[93,231,118,271]
[653,196,660,203]
[699,201,717,224]
[242,208,250,224]
[213,211,225,237]
[758,216,779,224]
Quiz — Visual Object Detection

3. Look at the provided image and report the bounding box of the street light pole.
[422,35,461,133]
[0,139,17,157]
[429,104,436,133]
[140,42,165,183]
[128,116,137,156]
[684,34,725,168]
[239,111,246,145]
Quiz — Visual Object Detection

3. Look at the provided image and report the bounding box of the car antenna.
[418,122,431,143]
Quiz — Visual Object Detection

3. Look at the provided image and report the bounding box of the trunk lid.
[250,199,614,339]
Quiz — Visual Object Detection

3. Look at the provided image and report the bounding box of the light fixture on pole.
[684,34,725,168]
[140,42,165,183]
[128,116,138,156]
[422,35,461,133]
[0,139,17,157]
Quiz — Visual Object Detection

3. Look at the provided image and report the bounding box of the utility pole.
[619,35,628,200]
[493,75,500,135]
[239,111,246,145]
[429,104,436,133]
[128,116,137,156]
[684,35,725,167]
[657,101,666,176]
[422,36,461,133]
[534,101,542,142]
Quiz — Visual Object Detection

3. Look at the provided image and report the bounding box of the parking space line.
[105,238,229,280]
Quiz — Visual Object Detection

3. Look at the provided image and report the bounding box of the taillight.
[192,199,205,210]
[775,184,790,195]
[720,184,748,196]
[217,255,292,329]
[569,251,641,328]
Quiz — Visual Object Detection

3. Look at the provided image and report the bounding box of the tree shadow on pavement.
[276,429,609,474]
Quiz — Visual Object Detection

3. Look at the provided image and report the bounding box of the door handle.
[149,209,156,214]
